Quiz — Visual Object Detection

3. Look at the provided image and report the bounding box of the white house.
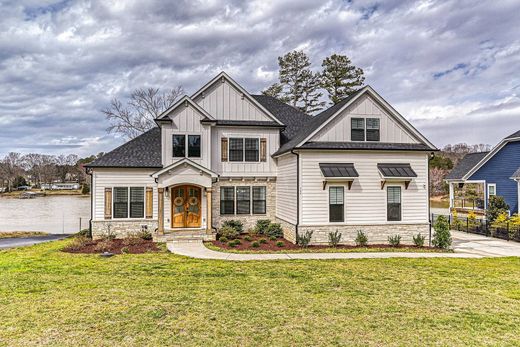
[86,72,437,244]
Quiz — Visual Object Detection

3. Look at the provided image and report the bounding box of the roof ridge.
[251,95,312,119]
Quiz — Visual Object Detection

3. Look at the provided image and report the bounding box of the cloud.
[0,0,519,157]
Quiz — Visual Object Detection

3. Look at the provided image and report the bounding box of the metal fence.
[432,213,520,242]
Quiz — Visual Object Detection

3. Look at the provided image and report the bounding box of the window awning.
[320,163,359,190]
[377,163,417,189]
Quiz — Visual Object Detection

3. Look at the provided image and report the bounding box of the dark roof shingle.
[445,152,489,180]
[298,141,433,151]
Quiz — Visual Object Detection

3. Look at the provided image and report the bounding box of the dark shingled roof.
[86,127,162,168]
[252,95,312,143]
[505,130,520,139]
[377,163,417,178]
[200,119,284,128]
[319,163,359,178]
[445,152,489,180]
[298,142,433,151]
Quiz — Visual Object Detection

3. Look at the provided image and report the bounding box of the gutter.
[428,151,434,247]
[291,149,300,242]
[86,167,93,238]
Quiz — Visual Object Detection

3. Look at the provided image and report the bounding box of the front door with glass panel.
[171,185,202,228]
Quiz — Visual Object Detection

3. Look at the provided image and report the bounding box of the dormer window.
[173,134,201,158]
[351,117,380,141]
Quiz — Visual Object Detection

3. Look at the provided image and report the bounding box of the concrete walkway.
[451,230,520,257]
[167,241,482,261]
[0,234,71,250]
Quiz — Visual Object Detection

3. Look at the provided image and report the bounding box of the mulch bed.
[211,234,435,252]
[62,238,160,254]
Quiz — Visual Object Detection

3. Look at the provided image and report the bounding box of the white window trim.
[172,133,202,159]
[350,116,380,142]
[220,185,267,216]
[228,137,261,163]
[386,185,402,222]
[112,186,146,220]
[487,183,496,199]
[328,185,345,224]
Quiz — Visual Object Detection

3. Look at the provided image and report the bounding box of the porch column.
[206,188,212,234]
[448,182,454,210]
[158,187,164,234]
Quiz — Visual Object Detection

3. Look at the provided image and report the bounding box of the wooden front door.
[171,185,202,228]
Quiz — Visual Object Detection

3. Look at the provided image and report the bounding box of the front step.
[154,231,215,243]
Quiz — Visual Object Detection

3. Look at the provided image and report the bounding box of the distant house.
[446,130,520,214]
[41,183,80,190]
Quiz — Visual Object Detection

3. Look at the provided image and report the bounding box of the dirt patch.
[62,238,161,254]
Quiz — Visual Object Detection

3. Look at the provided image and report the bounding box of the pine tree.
[262,83,288,102]
[321,54,365,105]
[299,70,325,114]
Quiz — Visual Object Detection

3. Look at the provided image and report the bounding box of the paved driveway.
[0,234,70,250]
[452,230,520,257]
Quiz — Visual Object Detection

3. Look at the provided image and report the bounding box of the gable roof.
[156,95,214,121]
[505,130,520,140]
[511,167,520,179]
[190,71,284,125]
[445,152,489,180]
[151,158,218,178]
[86,127,162,168]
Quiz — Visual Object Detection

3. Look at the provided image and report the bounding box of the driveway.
[0,234,71,250]
[452,230,520,257]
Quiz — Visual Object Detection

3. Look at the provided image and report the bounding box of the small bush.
[413,233,425,247]
[276,241,285,247]
[266,223,283,238]
[101,224,116,241]
[433,215,452,249]
[355,230,368,247]
[388,235,401,247]
[121,246,129,254]
[296,230,313,248]
[218,225,240,240]
[259,238,268,244]
[269,235,277,241]
[251,241,260,248]
[77,228,92,239]
[222,220,244,234]
[66,236,91,251]
[328,229,342,247]
[233,239,242,245]
[227,240,237,248]
[137,228,153,240]
[218,236,228,243]
[122,236,144,247]
[244,235,252,242]
[254,219,271,235]
[94,239,112,252]
[486,195,510,223]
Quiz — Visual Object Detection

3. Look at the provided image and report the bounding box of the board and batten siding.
[161,103,211,168]
[275,153,298,224]
[92,168,158,221]
[194,79,272,122]
[211,126,279,177]
[299,151,429,226]
[312,94,418,144]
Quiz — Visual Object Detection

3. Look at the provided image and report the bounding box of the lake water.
[0,195,90,234]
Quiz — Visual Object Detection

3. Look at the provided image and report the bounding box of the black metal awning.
[377,163,417,178]
[319,163,359,178]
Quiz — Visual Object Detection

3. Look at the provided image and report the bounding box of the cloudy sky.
[0,0,519,157]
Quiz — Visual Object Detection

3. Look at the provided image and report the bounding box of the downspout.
[291,149,300,241]
[428,152,434,247]
[86,167,93,238]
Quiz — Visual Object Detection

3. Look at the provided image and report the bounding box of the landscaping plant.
[254,219,271,234]
[328,229,342,247]
[433,215,452,249]
[276,241,285,247]
[388,235,401,247]
[486,195,509,223]
[413,233,425,247]
[266,223,283,238]
[269,235,277,241]
[244,236,252,242]
[222,220,244,234]
[296,230,313,248]
[251,241,260,248]
[218,236,228,243]
[218,225,240,240]
[355,230,368,247]
[259,238,268,244]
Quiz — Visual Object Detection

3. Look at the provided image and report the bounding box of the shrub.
[276,241,285,247]
[94,239,112,252]
[137,227,153,240]
[121,246,129,254]
[244,235,252,242]
[328,229,342,247]
[486,196,509,223]
[259,238,268,244]
[81,183,90,195]
[218,225,240,240]
[66,236,91,251]
[219,236,228,243]
[355,230,368,247]
[269,235,277,241]
[222,220,244,234]
[467,210,477,227]
[296,230,313,248]
[233,239,242,245]
[413,233,425,247]
[77,228,92,239]
[251,241,260,248]
[122,235,144,247]
[227,240,237,248]
[388,235,401,247]
[101,224,116,241]
[451,210,463,230]
[254,219,271,235]
[433,215,452,249]
[266,223,283,238]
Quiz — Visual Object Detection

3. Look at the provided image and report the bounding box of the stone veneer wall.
[276,217,297,243]
[212,179,276,231]
[91,220,158,239]
[298,223,430,245]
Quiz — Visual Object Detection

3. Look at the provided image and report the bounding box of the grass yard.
[0,231,48,239]
[1,240,520,346]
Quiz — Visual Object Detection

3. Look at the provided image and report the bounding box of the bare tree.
[103,86,184,139]
[0,152,23,192]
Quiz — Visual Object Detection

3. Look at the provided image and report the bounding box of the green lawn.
[1,240,520,346]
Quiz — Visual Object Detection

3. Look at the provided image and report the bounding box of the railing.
[451,198,485,210]
[432,213,520,242]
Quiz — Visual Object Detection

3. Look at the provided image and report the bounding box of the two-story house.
[86,72,437,244]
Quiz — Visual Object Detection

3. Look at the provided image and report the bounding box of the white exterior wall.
[194,79,272,122]
[313,95,418,143]
[211,126,279,177]
[92,168,157,221]
[275,153,298,224]
[299,151,429,226]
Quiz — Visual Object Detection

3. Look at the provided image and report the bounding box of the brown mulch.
[62,238,160,254]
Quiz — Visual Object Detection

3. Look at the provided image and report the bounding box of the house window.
[220,187,235,215]
[351,118,365,141]
[487,184,496,199]
[329,186,344,222]
[245,138,259,162]
[366,118,380,141]
[172,135,186,157]
[113,187,145,219]
[229,138,244,162]
[387,186,402,221]
[252,186,266,214]
[236,187,251,214]
[188,135,201,158]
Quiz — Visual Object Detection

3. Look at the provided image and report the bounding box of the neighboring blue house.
[446,130,520,215]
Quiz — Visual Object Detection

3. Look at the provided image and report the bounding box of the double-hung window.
[113,187,144,219]
[229,138,244,162]
[220,187,235,215]
[220,185,266,215]
[245,138,259,162]
[229,138,259,162]
[236,187,251,214]
[366,118,380,141]
[252,186,266,214]
[351,118,380,141]
[173,134,201,158]
[487,183,496,199]
[387,186,402,221]
[351,118,365,141]
[329,186,344,222]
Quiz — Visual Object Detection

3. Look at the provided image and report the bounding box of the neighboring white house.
[86,72,437,244]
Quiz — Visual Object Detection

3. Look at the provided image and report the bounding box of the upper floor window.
[173,134,201,158]
[351,118,380,142]
[229,138,259,162]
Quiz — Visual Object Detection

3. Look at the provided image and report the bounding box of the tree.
[299,70,325,114]
[103,86,184,139]
[261,83,287,102]
[0,152,23,192]
[321,53,365,105]
[433,215,452,249]
[13,176,27,188]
